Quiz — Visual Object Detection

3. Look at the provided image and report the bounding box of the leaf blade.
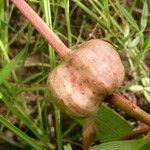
[140,0,148,32]
[95,104,133,142]
[0,116,42,150]
[0,48,26,84]
[91,139,142,150]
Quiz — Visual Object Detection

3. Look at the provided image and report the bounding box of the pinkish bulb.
[47,39,125,118]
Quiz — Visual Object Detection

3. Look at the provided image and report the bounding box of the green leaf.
[145,87,150,92]
[0,48,26,84]
[143,91,150,102]
[95,104,133,142]
[130,34,141,48]
[143,36,150,51]
[102,0,109,16]
[63,144,72,150]
[129,85,144,92]
[141,142,150,150]
[140,0,148,32]
[91,139,143,150]
[0,116,42,150]
[0,40,10,63]
[142,77,150,86]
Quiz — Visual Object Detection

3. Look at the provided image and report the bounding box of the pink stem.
[120,126,150,140]
[11,0,69,58]
[107,93,150,127]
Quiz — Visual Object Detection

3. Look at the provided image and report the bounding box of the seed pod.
[47,39,125,117]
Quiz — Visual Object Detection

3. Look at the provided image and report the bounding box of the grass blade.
[42,0,56,69]
[116,3,139,31]
[0,48,26,84]
[63,144,72,150]
[42,1,62,149]
[72,0,108,30]
[140,0,148,32]
[0,0,6,45]
[0,90,48,142]
[91,139,143,150]
[0,116,42,150]
[64,0,72,47]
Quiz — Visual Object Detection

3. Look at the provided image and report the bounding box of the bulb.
[47,39,125,118]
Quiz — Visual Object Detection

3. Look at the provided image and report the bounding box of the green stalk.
[54,105,62,149]
[42,0,56,69]
[0,116,42,150]
[0,1,17,81]
[64,0,72,47]
[52,0,60,29]
[42,0,62,149]
[0,0,9,64]
[0,0,6,45]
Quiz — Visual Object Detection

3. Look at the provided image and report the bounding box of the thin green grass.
[0,116,42,150]
[42,0,62,150]
[64,0,72,47]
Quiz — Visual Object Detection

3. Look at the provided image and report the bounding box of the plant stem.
[64,0,72,47]
[10,0,69,58]
[42,0,62,149]
[120,126,150,140]
[106,93,150,127]
[54,105,62,150]
[82,118,96,150]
